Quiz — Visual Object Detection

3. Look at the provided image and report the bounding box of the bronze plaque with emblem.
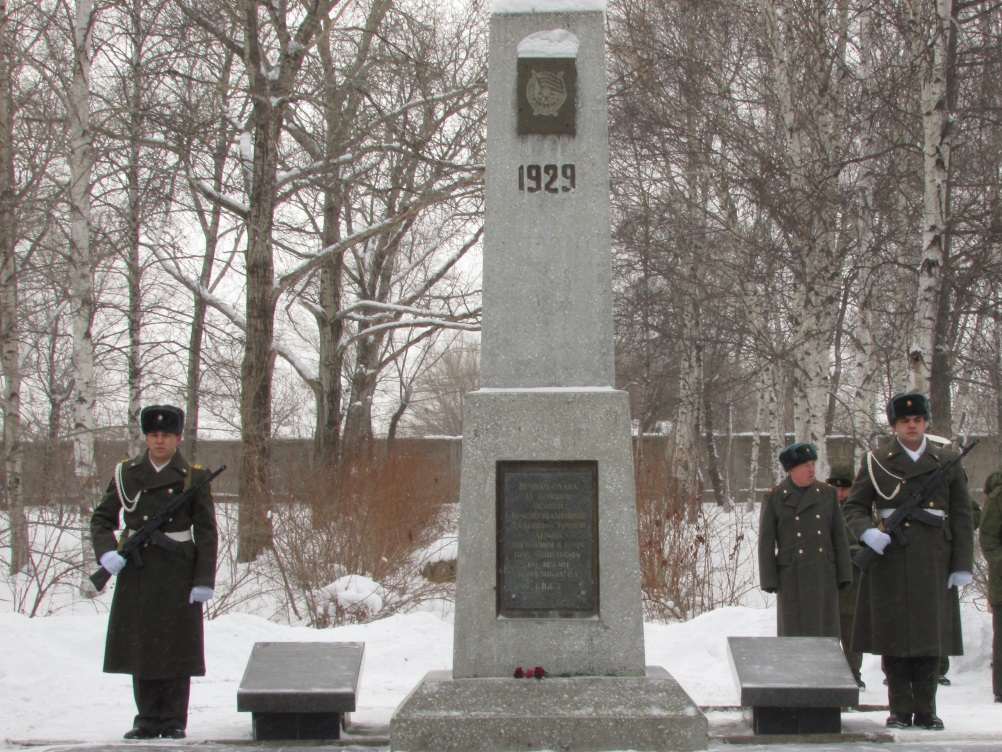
[517,58,576,136]
[497,460,598,618]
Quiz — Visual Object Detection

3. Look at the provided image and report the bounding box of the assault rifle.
[90,464,226,592]
[852,441,977,572]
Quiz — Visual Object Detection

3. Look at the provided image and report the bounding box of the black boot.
[913,712,944,730]
[161,727,186,739]
[885,713,912,729]
[123,727,157,740]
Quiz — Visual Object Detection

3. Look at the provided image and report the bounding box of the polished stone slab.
[727,636,858,735]
[237,641,364,740]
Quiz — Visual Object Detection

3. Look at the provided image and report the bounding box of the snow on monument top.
[493,0,606,13]
[517,29,579,58]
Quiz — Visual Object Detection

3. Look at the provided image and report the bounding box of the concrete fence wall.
[7,433,1000,508]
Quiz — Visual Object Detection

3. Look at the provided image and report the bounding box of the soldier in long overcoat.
[978,469,1002,702]
[842,392,973,731]
[758,442,853,637]
[827,461,865,689]
[91,405,218,740]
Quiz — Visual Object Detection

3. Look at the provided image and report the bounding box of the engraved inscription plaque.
[517,58,576,136]
[497,461,598,618]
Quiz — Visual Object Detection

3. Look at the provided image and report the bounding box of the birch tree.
[67,0,100,592]
[0,0,29,574]
[903,0,955,397]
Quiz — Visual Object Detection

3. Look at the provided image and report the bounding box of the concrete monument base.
[453,389,646,678]
[390,667,708,752]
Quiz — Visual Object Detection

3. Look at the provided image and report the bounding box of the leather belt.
[163,529,193,542]
[879,508,945,519]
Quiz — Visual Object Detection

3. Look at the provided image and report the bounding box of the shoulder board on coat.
[767,484,781,494]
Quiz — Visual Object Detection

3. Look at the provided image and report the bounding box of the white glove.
[860,527,892,554]
[189,586,214,604]
[947,571,972,589]
[99,551,127,574]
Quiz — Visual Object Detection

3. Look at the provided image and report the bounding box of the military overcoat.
[842,438,973,656]
[758,477,853,637]
[979,471,1002,606]
[91,449,218,679]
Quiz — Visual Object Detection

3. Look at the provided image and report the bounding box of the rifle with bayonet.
[90,464,226,592]
[852,441,977,572]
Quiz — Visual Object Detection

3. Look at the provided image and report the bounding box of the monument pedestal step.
[390,666,708,752]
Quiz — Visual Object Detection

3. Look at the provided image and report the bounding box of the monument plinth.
[391,3,707,749]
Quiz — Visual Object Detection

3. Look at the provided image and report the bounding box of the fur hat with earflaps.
[885,392,931,425]
[779,442,818,473]
[140,405,185,435]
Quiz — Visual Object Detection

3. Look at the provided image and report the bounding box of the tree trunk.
[702,378,728,510]
[232,0,332,561]
[906,0,955,394]
[237,106,280,563]
[767,362,786,485]
[664,290,704,521]
[184,51,235,462]
[311,0,391,464]
[125,0,144,448]
[68,0,99,594]
[929,280,955,436]
[747,366,768,508]
[342,335,381,453]
[0,0,27,573]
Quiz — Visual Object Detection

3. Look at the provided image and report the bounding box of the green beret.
[886,392,931,425]
[779,442,818,472]
[826,461,854,488]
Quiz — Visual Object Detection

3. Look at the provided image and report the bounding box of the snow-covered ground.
[2,598,1000,748]
[3,501,999,749]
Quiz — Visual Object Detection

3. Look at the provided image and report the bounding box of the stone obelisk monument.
[391,2,707,749]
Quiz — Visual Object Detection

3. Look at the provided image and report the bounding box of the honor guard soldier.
[827,461,865,690]
[91,405,218,740]
[758,442,853,638]
[979,469,1002,703]
[842,392,974,731]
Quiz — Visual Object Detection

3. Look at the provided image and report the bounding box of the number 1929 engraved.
[518,164,576,193]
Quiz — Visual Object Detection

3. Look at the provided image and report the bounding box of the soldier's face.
[893,415,927,450]
[788,460,816,488]
[146,431,181,464]
[836,487,850,503]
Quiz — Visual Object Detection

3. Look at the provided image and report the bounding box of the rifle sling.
[879,506,945,528]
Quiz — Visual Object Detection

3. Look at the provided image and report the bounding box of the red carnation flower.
[525,668,534,678]
[514,666,524,678]
[534,666,545,679]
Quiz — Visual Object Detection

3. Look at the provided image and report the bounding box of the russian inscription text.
[497,461,598,618]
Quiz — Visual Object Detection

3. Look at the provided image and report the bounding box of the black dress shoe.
[123,727,157,739]
[995,694,1002,703]
[937,674,951,686]
[856,677,866,691]
[885,712,912,729]
[913,712,944,730]
[161,727,187,739]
